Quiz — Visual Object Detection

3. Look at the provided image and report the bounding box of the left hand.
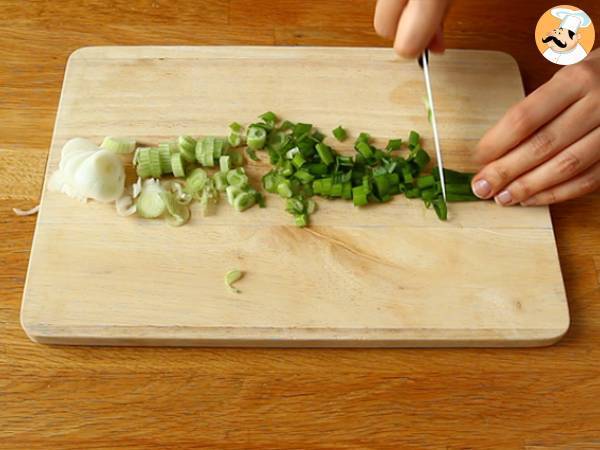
[471,48,600,206]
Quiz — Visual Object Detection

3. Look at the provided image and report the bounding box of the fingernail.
[521,197,537,206]
[472,179,492,198]
[495,190,512,206]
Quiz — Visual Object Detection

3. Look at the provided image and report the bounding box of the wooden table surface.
[1,1,599,448]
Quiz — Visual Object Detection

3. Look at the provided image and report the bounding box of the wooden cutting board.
[21,46,569,347]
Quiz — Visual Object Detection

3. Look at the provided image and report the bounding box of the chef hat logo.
[551,7,592,33]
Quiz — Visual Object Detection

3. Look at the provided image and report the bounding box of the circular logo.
[535,5,595,65]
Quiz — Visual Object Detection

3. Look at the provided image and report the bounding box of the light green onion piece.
[149,147,162,178]
[306,199,317,214]
[226,186,243,205]
[286,147,300,159]
[247,126,267,150]
[136,179,166,218]
[228,122,244,147]
[171,153,186,178]
[178,135,197,162]
[199,180,219,216]
[185,168,208,194]
[158,146,173,173]
[195,137,215,167]
[233,192,256,212]
[225,269,243,294]
[213,171,229,192]
[226,168,249,188]
[219,155,230,173]
[101,136,136,154]
[423,96,433,124]
[160,191,191,227]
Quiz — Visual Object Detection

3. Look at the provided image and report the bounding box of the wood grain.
[1,0,599,448]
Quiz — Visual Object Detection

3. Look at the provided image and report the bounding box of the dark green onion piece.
[259,111,277,124]
[433,198,448,220]
[246,147,259,161]
[315,143,334,166]
[356,141,373,159]
[408,130,420,149]
[386,139,402,151]
[332,126,347,142]
[416,175,435,189]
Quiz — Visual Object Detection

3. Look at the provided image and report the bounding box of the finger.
[429,26,445,54]
[521,160,600,206]
[473,70,584,165]
[394,0,448,58]
[497,126,600,205]
[374,0,407,40]
[471,94,600,200]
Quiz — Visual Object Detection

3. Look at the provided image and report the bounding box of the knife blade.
[418,50,447,201]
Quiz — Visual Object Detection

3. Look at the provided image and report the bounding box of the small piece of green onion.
[294,169,314,184]
[225,269,243,294]
[433,198,448,221]
[198,180,218,216]
[267,131,288,152]
[408,130,420,149]
[405,187,421,198]
[330,183,343,198]
[135,148,153,178]
[416,175,435,189]
[446,193,480,202]
[158,146,173,173]
[423,96,433,124]
[332,126,347,142]
[185,168,208,194]
[226,185,243,205]
[386,139,402,151]
[101,136,136,154]
[355,141,373,159]
[228,122,244,147]
[213,171,228,192]
[280,160,294,177]
[196,137,215,167]
[306,199,317,214]
[352,186,368,206]
[286,198,304,215]
[171,153,186,178]
[294,213,308,228]
[292,152,306,169]
[411,148,431,170]
[149,147,162,178]
[226,168,249,188]
[262,172,277,193]
[136,180,166,218]
[277,180,293,198]
[228,150,244,167]
[431,167,475,184]
[374,174,390,197]
[286,147,300,159]
[159,191,191,227]
[259,111,277,125]
[307,163,329,176]
[445,183,475,195]
[401,165,414,184]
[255,192,266,208]
[178,135,197,162]
[315,143,334,166]
[319,178,333,196]
[293,123,312,139]
[233,192,256,212]
[279,120,295,131]
[247,126,267,150]
[219,155,230,173]
[213,137,229,159]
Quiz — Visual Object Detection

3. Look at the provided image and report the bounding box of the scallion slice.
[225,269,243,294]
[101,136,136,154]
[247,126,267,150]
[332,126,347,142]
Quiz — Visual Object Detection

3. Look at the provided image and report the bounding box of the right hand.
[373,0,453,58]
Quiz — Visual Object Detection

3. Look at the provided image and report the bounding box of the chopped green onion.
[416,175,435,189]
[352,185,368,206]
[160,191,190,227]
[405,187,421,198]
[332,126,347,142]
[293,123,312,139]
[101,136,136,154]
[311,130,326,142]
[259,111,277,125]
[433,198,448,220]
[277,180,293,198]
[292,152,306,169]
[315,143,334,166]
[136,179,166,218]
[158,146,173,174]
[228,122,244,147]
[171,153,186,178]
[294,169,314,184]
[267,130,288,152]
[286,198,304,215]
[185,168,208,194]
[178,135,197,162]
[446,193,480,202]
[445,183,475,195]
[228,150,244,167]
[225,269,243,294]
[219,155,230,173]
[386,139,402,151]
[149,147,162,178]
[355,141,373,159]
[196,137,215,167]
[213,171,228,192]
[233,192,256,212]
[226,186,243,205]
[246,147,259,161]
[226,168,249,188]
[294,214,308,228]
[306,199,317,214]
[408,130,420,149]
[279,120,295,131]
[247,126,267,150]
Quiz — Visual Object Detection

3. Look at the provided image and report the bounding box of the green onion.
[226,168,249,188]
[277,180,293,198]
[247,126,267,150]
[185,168,208,194]
[386,139,402,151]
[405,187,421,198]
[226,186,243,205]
[149,147,162,178]
[279,120,295,131]
[160,191,191,227]
[416,175,435,189]
[219,155,230,173]
[355,141,373,159]
[177,135,197,162]
[315,143,334,166]
[311,130,326,142]
[292,152,306,169]
[259,111,277,125]
[294,169,314,184]
[286,198,304,215]
[228,122,244,147]
[408,130,420,149]
[225,269,243,294]
[433,198,448,220]
[332,126,347,142]
[233,192,256,212]
[246,147,259,161]
[228,150,244,167]
[352,185,368,206]
[294,213,308,228]
[171,153,186,178]
[136,179,166,218]
[101,136,136,154]
[213,172,228,192]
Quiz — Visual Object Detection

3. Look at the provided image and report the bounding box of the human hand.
[373,0,452,58]
[471,49,600,206]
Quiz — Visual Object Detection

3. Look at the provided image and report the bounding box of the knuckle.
[544,189,558,205]
[555,150,582,177]
[527,130,556,160]
[488,163,512,185]
[510,178,532,200]
[568,63,597,89]
[581,175,600,194]
[507,105,532,137]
